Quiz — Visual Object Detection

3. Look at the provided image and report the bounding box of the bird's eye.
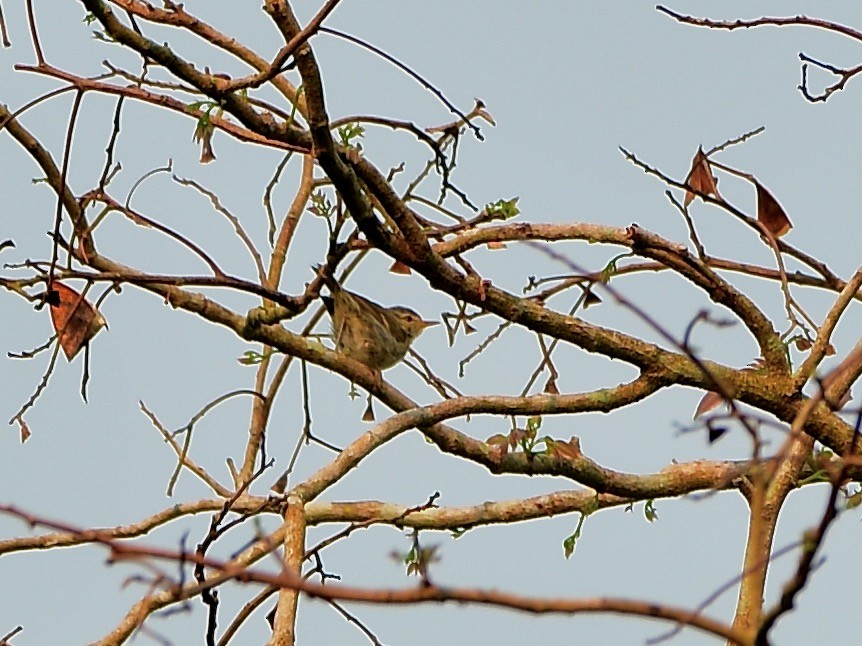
[404,315,414,322]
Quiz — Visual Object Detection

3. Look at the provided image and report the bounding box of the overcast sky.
[2,2,861,644]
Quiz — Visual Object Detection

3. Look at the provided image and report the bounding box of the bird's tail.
[321,294,335,315]
[314,265,339,314]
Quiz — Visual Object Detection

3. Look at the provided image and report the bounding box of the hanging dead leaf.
[693,390,724,419]
[693,359,765,419]
[388,260,412,275]
[16,417,31,443]
[795,337,812,352]
[582,288,602,308]
[48,283,107,361]
[362,399,376,422]
[707,425,728,444]
[684,148,720,206]
[755,182,792,237]
[193,119,216,164]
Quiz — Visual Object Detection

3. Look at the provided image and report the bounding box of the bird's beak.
[422,320,438,329]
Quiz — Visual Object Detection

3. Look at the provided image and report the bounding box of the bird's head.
[388,306,437,341]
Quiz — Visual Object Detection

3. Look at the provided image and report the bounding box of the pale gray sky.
[1,2,861,644]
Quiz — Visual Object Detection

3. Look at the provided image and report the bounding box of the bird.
[320,277,437,372]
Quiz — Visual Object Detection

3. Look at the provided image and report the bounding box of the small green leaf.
[562,512,587,559]
[644,499,659,523]
[599,259,618,283]
[337,122,365,148]
[483,197,520,220]
[598,252,632,284]
[237,349,275,365]
[562,533,578,559]
[307,190,335,218]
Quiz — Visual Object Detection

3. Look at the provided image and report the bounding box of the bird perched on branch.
[320,276,437,372]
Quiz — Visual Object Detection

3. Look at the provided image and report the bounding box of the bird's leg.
[347,381,360,399]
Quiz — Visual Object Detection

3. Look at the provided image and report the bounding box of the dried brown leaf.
[17,418,31,443]
[583,289,602,308]
[694,359,765,418]
[795,338,812,352]
[193,119,216,164]
[48,283,107,361]
[684,148,720,206]
[388,260,412,275]
[362,400,375,422]
[707,425,728,444]
[755,182,792,237]
[693,391,724,419]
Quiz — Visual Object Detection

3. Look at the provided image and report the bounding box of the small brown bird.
[321,279,437,371]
